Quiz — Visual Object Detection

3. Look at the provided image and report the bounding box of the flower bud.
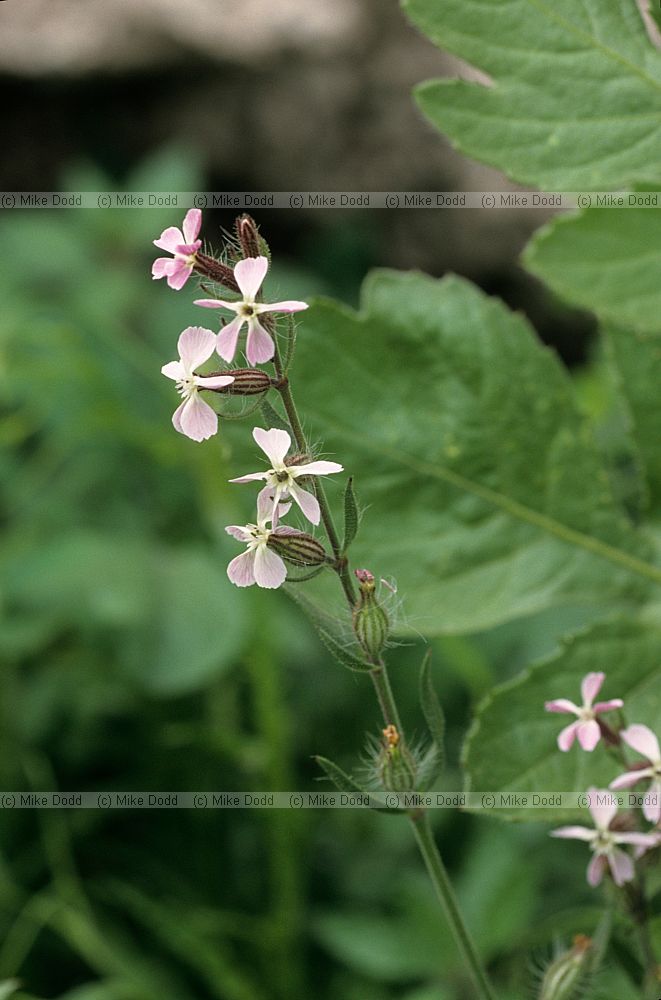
[202,369,272,396]
[193,254,241,293]
[267,530,328,567]
[352,569,389,661]
[378,725,417,792]
[538,935,591,1000]
[235,214,261,258]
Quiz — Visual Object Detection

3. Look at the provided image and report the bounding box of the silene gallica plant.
[152,209,661,1000]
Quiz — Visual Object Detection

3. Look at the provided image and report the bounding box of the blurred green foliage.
[0,151,650,999]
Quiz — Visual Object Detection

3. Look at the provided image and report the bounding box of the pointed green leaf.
[314,756,371,795]
[295,272,657,634]
[342,476,360,553]
[259,398,290,433]
[463,619,661,820]
[285,587,371,671]
[419,650,445,769]
[404,0,661,189]
[317,627,372,673]
[524,208,661,337]
[282,313,297,374]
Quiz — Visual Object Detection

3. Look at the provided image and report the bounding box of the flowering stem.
[410,811,497,1000]
[369,660,404,732]
[271,342,356,607]
[622,879,660,995]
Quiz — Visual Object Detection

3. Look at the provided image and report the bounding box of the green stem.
[370,660,404,732]
[410,812,497,1000]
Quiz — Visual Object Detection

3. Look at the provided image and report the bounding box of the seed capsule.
[201,368,271,396]
[267,530,328,567]
[193,254,241,292]
[352,569,389,661]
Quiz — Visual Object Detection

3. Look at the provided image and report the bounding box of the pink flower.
[610,725,661,823]
[152,208,202,290]
[194,256,308,365]
[225,511,294,589]
[229,427,343,526]
[545,672,623,752]
[551,788,658,887]
[161,327,234,442]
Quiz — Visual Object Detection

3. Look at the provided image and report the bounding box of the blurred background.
[0,2,611,999]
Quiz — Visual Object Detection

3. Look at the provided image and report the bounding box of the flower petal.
[550,826,595,841]
[253,427,291,467]
[258,299,309,314]
[557,721,579,752]
[225,525,252,542]
[607,847,634,886]
[166,260,193,290]
[545,699,580,715]
[289,483,321,525]
[643,793,661,824]
[610,769,652,790]
[245,319,275,365]
[576,719,601,752]
[229,472,269,483]
[177,326,218,371]
[292,460,344,477]
[227,550,256,587]
[253,544,287,589]
[152,257,177,279]
[613,829,661,847]
[161,360,185,381]
[178,395,218,442]
[587,788,618,831]
[153,226,184,253]
[172,400,186,434]
[234,256,268,300]
[194,298,238,311]
[194,374,235,389]
[592,699,624,714]
[581,672,605,708]
[182,208,202,244]
[621,724,660,763]
[217,316,245,363]
[586,853,607,887]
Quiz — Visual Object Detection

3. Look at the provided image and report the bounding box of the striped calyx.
[202,368,271,396]
[352,569,389,661]
[538,935,591,1000]
[378,725,417,792]
[267,530,328,567]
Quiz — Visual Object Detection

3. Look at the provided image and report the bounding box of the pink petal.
[153,226,184,253]
[621,724,660,763]
[607,848,634,886]
[178,395,218,442]
[289,483,321,525]
[613,829,661,847]
[550,826,595,841]
[166,259,193,290]
[610,769,651,790]
[576,719,601,752]
[256,486,289,524]
[581,672,605,707]
[258,300,309,314]
[217,316,245,363]
[225,525,251,542]
[194,374,235,390]
[194,299,237,310]
[545,699,580,715]
[172,400,186,434]
[152,257,177,279]
[234,256,268,300]
[586,854,607,887]
[253,545,287,589]
[161,360,185,381]
[557,721,579,752]
[253,427,291,467]
[593,699,624,714]
[229,472,269,483]
[587,788,618,830]
[182,208,202,244]
[227,550,256,587]
[643,793,661,825]
[177,326,218,371]
[292,460,344,477]
[245,319,275,365]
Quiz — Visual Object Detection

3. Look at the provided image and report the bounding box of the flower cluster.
[154,210,342,587]
[545,672,660,886]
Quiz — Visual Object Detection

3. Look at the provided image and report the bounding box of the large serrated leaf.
[404,0,661,189]
[294,271,658,634]
[463,619,661,821]
[524,208,661,336]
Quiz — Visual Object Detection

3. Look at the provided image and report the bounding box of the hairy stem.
[410,812,497,1000]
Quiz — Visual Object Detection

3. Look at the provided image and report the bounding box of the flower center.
[579,708,595,722]
[267,468,294,488]
[592,830,614,854]
[175,375,197,399]
[247,525,271,548]
[240,303,256,318]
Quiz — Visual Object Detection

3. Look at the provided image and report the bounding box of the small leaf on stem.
[342,476,360,553]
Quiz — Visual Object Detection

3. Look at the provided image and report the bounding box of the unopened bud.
[538,935,591,1000]
[193,254,241,293]
[202,369,271,396]
[286,451,312,468]
[267,530,328,567]
[378,726,416,792]
[235,214,261,258]
[352,569,389,660]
